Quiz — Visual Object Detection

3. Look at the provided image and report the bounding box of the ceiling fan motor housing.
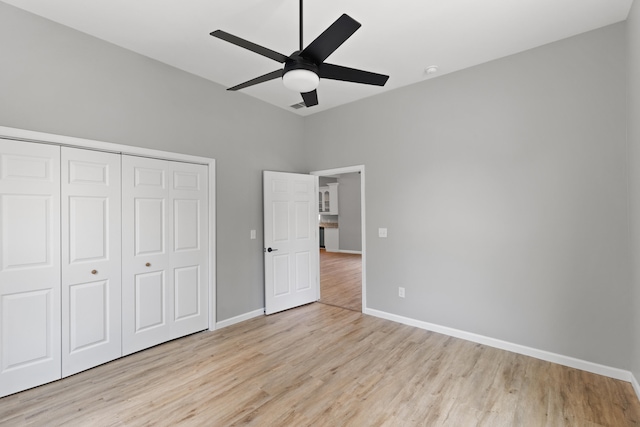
[284,54,319,76]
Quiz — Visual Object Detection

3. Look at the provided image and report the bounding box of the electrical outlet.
[399,287,405,298]
[250,230,256,240]
[379,228,388,238]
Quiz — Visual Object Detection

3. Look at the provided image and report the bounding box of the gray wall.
[338,173,362,251]
[628,0,640,382]
[304,23,631,369]
[0,2,306,322]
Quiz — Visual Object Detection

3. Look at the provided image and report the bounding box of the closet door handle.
[266,247,278,253]
[91,270,98,275]
[145,262,151,267]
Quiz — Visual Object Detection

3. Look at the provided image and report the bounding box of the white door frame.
[0,125,217,331]
[310,165,366,312]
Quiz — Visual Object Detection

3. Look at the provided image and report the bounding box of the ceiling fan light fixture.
[282,69,320,93]
[210,0,389,108]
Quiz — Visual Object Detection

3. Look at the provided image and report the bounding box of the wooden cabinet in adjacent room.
[318,183,339,215]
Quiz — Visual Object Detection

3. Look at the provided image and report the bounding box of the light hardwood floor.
[319,249,362,312]
[1,303,639,426]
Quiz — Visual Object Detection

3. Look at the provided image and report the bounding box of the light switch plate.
[250,230,256,240]
[378,228,388,238]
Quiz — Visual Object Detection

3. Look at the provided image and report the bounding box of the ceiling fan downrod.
[299,0,303,52]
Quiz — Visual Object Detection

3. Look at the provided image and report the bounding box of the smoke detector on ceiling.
[425,66,439,75]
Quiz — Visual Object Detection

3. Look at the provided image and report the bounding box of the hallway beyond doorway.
[319,249,362,312]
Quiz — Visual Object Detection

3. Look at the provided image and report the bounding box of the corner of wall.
[627,0,640,401]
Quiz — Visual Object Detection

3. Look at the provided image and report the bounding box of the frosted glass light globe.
[282,69,320,93]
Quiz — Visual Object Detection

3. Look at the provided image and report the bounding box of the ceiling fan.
[210,0,389,108]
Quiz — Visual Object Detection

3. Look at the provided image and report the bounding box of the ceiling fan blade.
[228,69,283,91]
[300,14,361,64]
[301,90,318,107]
[318,63,389,86]
[211,30,290,63]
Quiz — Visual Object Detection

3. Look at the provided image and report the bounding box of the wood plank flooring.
[1,303,639,426]
[319,249,362,312]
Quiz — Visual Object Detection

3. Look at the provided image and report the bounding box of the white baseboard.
[216,308,264,329]
[338,250,362,254]
[632,373,640,400]
[364,307,636,385]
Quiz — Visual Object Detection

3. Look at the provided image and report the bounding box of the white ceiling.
[2,0,633,116]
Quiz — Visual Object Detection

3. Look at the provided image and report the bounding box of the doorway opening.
[319,249,361,311]
[311,166,366,312]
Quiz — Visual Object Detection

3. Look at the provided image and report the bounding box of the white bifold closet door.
[122,156,208,356]
[61,147,122,377]
[0,139,61,397]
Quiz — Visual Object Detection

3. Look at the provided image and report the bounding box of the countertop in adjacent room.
[319,223,338,228]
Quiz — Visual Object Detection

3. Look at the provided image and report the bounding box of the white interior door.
[169,161,208,338]
[61,147,121,376]
[122,156,208,355]
[0,139,61,397]
[122,156,171,355]
[263,171,318,315]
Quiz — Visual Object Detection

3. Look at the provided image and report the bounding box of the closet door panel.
[122,156,171,355]
[123,157,208,354]
[135,270,166,330]
[69,197,108,262]
[0,139,61,398]
[69,280,109,348]
[135,198,165,255]
[170,162,208,338]
[61,147,121,377]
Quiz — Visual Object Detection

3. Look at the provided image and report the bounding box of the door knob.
[91,270,98,275]
[266,247,278,253]
[145,262,151,267]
